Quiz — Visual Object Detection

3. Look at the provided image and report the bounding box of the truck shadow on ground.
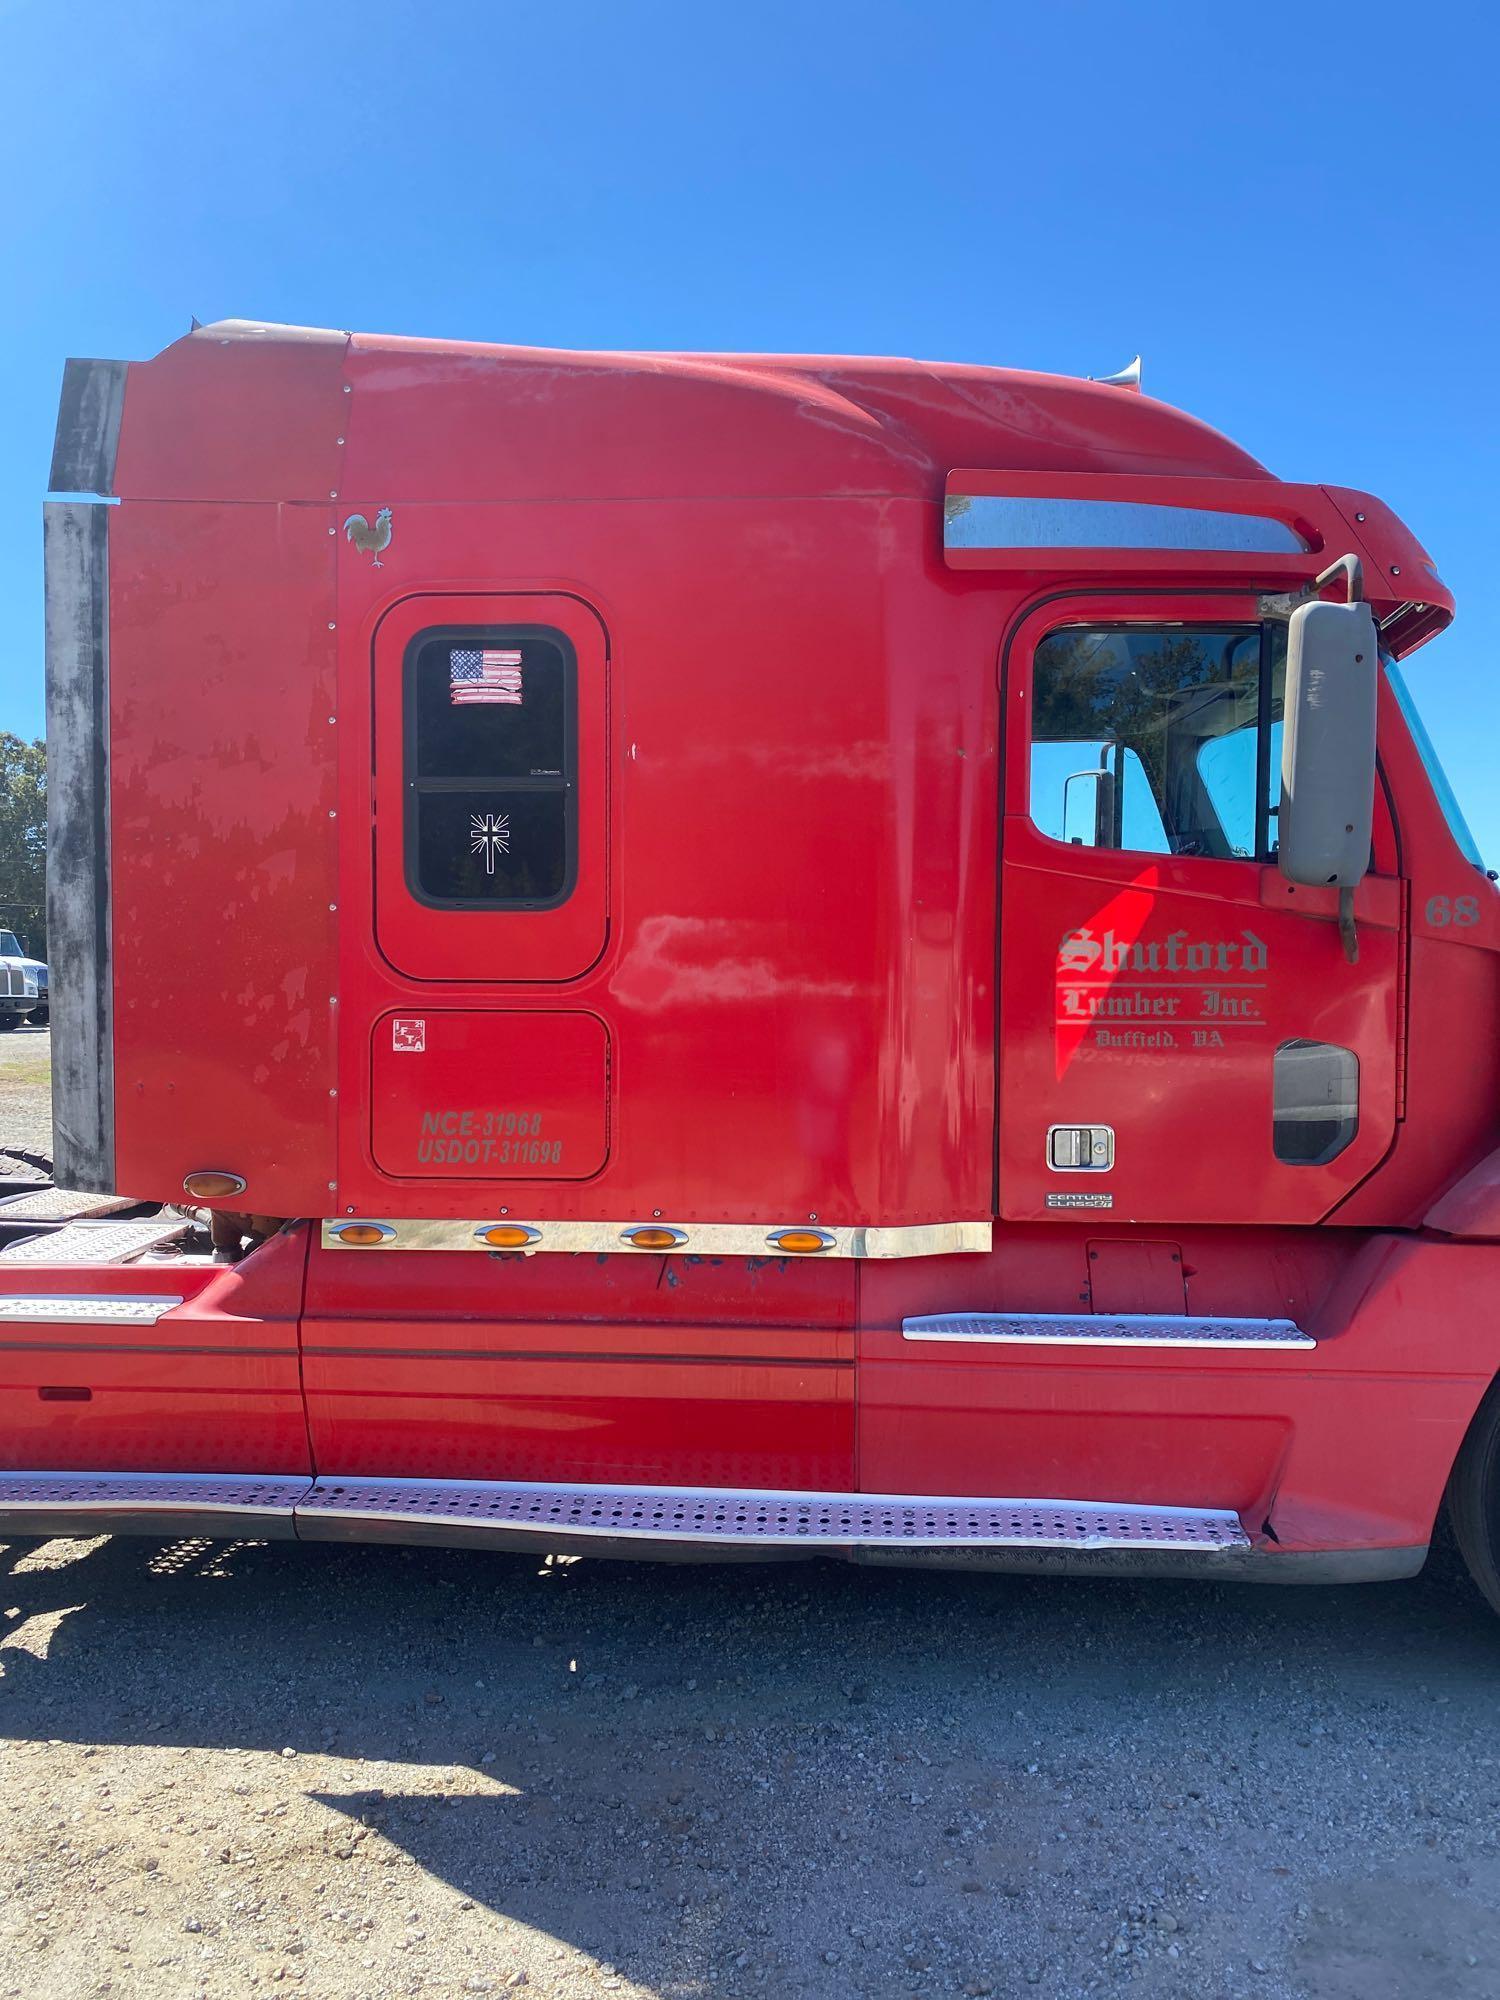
[3,1532,1500,1997]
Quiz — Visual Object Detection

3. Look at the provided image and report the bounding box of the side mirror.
[1278,595,1379,888]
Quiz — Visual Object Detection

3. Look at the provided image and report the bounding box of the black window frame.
[1028,619,1286,866]
[402,622,579,913]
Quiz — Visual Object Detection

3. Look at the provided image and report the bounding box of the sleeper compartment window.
[403,626,578,909]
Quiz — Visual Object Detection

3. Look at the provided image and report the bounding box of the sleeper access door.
[372,593,608,989]
[362,593,611,1190]
[997,589,1401,1227]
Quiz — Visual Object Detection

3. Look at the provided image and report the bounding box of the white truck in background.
[0,929,45,1029]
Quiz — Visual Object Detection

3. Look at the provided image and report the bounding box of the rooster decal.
[343,507,393,567]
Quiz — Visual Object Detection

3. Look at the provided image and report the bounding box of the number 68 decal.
[1425,893,1481,927]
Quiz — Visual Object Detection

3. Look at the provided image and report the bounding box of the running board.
[0,1471,1249,1563]
[296,1478,1251,1556]
[0,1471,309,1539]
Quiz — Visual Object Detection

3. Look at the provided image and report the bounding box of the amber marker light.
[182,1171,247,1200]
[475,1224,542,1250]
[768,1228,836,1254]
[333,1223,396,1246]
[622,1226,688,1250]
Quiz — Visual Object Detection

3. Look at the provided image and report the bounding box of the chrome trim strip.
[944,495,1306,556]
[320,1218,991,1259]
[0,1293,183,1326]
[296,1476,1249,1553]
[901,1312,1314,1349]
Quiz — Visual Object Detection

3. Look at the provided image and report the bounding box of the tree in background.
[0,735,46,957]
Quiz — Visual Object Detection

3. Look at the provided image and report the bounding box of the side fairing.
[106,502,340,1212]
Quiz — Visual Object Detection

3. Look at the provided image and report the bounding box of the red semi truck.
[15,318,1500,1605]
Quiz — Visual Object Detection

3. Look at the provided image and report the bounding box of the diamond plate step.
[0,1187,141,1222]
[296,1478,1251,1553]
[0,1293,183,1326]
[902,1313,1314,1349]
[0,1219,191,1265]
[0,1471,1253,1564]
[0,1471,308,1538]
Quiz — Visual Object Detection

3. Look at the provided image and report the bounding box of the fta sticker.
[392,1018,426,1053]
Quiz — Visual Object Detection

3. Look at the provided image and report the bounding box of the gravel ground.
[4,1028,1500,1999]
[0,1022,52,1166]
[3,1538,1499,2000]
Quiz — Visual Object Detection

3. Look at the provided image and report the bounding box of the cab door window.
[1030,624,1285,862]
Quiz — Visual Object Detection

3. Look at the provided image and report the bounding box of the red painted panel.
[0,1228,310,1473]
[863,1380,1291,1514]
[1331,679,1500,1227]
[370,1010,609,1180]
[108,503,338,1215]
[301,1236,854,1488]
[856,1230,1500,1549]
[1427,1145,1500,1239]
[115,325,347,504]
[337,336,1267,510]
[302,1320,852,1490]
[1324,486,1456,631]
[1087,1239,1186,1314]
[330,498,998,1228]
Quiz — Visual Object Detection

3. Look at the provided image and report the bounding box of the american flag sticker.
[450,648,523,706]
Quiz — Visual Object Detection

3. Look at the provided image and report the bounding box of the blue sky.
[3,0,1496,859]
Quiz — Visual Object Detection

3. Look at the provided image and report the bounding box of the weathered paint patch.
[44,501,114,1192]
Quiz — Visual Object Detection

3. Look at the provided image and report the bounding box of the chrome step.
[0,1218,191,1265]
[902,1312,1314,1350]
[296,1477,1251,1555]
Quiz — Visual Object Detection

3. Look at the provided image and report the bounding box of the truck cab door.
[998,590,1402,1225]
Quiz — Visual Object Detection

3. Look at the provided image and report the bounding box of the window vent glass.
[1273,1039,1358,1165]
